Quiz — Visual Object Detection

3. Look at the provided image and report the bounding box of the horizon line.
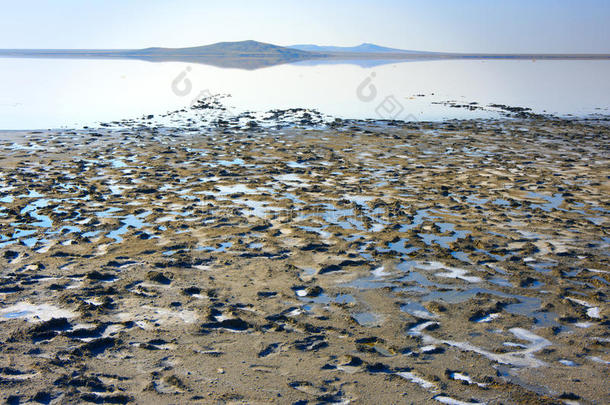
[0,39,609,56]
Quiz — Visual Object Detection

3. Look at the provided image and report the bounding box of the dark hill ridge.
[125,40,320,69]
[131,40,315,58]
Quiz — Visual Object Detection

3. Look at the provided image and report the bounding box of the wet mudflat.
[0,117,608,404]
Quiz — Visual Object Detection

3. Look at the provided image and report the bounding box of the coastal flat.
[0,118,608,404]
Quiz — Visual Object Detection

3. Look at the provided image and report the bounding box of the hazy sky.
[1,0,609,53]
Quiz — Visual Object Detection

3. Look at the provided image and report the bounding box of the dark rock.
[80,337,118,355]
[146,271,172,285]
[32,391,52,404]
[30,317,71,333]
[86,271,116,282]
[257,291,277,298]
[339,355,363,367]
[559,392,580,400]
[201,318,252,332]
[301,243,330,252]
[182,286,201,296]
[78,393,133,404]
[6,395,21,405]
[366,362,391,373]
[293,335,328,351]
[258,343,280,357]
[3,250,19,260]
[54,374,108,392]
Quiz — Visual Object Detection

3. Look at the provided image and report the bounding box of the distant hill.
[288,43,431,54]
[0,41,323,70]
[1,40,608,70]
[129,40,315,58]
[119,40,319,69]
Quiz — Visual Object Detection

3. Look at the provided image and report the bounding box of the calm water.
[0,58,609,129]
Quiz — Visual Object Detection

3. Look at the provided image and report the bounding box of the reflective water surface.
[0,58,609,129]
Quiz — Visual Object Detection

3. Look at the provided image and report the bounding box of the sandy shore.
[0,117,608,404]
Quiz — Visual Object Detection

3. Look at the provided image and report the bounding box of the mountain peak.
[288,43,426,54]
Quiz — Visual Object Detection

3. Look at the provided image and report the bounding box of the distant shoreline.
[1,49,609,59]
[1,42,609,70]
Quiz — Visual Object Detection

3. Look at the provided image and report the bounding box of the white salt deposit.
[0,302,75,322]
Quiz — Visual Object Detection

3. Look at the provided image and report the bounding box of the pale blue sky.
[1,0,609,52]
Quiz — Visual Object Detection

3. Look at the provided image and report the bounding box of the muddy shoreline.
[0,117,608,404]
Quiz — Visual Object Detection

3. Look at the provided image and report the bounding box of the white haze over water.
[0,58,609,129]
